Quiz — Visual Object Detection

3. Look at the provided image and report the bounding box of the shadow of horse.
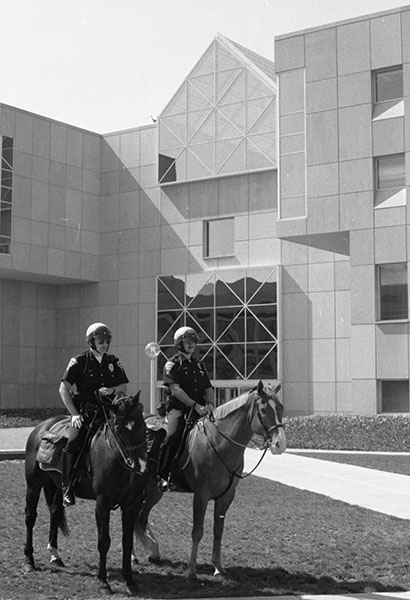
[90,562,407,598]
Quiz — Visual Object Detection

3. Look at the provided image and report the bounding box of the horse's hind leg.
[43,480,67,568]
[133,478,162,563]
[24,482,42,572]
[211,489,236,577]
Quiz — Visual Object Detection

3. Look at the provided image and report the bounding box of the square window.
[374,66,403,103]
[375,154,405,191]
[379,380,409,413]
[204,218,234,258]
[377,263,408,321]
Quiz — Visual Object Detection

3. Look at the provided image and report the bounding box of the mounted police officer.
[157,326,214,491]
[59,322,129,507]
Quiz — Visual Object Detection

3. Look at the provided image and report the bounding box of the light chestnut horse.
[134,380,286,579]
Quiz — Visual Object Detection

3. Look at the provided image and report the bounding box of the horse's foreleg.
[187,493,208,580]
[211,490,236,577]
[95,497,112,594]
[121,502,139,589]
[24,483,42,572]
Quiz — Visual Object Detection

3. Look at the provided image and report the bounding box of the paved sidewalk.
[244,448,410,520]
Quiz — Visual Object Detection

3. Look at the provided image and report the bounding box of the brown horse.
[24,392,147,595]
[134,380,286,579]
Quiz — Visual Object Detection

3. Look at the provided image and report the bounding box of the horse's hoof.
[185,570,197,581]
[49,558,65,569]
[98,582,113,596]
[148,555,161,565]
[126,579,138,596]
[22,560,35,574]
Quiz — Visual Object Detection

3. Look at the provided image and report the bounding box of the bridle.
[199,388,284,496]
[100,396,146,473]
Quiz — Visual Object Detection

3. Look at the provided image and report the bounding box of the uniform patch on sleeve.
[66,357,78,369]
[165,361,174,375]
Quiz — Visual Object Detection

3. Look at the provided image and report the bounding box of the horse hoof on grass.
[98,583,113,596]
[148,555,161,565]
[49,558,65,569]
[22,560,35,574]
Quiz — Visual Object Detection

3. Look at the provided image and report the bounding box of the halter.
[198,387,284,497]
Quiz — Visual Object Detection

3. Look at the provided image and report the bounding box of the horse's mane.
[214,391,251,420]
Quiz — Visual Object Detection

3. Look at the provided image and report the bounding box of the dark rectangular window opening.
[380,380,409,413]
[378,263,408,321]
[374,66,403,103]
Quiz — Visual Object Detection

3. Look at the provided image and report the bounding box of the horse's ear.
[257,380,264,393]
[274,383,281,394]
[133,390,141,402]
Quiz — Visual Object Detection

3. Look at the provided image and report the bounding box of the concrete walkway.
[244,448,410,520]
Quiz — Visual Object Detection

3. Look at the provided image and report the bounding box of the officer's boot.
[61,450,76,507]
[157,445,174,492]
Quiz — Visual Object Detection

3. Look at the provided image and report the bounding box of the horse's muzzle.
[269,427,287,455]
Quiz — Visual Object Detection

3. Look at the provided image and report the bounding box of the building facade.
[0,5,409,415]
[275,4,410,414]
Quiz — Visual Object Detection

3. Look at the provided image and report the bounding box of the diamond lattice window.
[157,268,278,382]
[158,37,276,184]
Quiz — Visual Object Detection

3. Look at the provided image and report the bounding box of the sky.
[1,0,408,133]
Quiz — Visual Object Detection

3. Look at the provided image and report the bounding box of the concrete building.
[0,4,409,415]
[275,3,410,414]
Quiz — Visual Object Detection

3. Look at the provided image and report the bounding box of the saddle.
[145,412,198,493]
[36,418,70,472]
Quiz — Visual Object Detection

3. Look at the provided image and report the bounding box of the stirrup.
[158,477,169,492]
[62,488,75,507]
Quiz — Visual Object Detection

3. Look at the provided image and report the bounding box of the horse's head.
[250,380,286,455]
[110,391,145,433]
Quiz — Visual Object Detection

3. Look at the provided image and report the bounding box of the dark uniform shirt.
[62,350,129,412]
[163,352,212,412]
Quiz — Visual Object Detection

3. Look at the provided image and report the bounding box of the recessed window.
[204,218,234,258]
[379,380,409,413]
[375,154,405,191]
[374,66,403,103]
[0,135,13,254]
[377,263,408,321]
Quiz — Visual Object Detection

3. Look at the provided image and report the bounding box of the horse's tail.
[43,480,70,537]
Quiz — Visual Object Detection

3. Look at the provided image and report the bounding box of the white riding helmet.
[86,322,112,347]
[174,326,199,351]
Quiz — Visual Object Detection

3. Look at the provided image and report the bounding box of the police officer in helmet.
[59,322,129,507]
[158,325,214,491]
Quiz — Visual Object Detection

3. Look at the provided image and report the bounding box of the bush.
[284,414,410,452]
[3,409,410,452]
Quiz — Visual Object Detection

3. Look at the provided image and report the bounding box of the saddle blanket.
[36,418,70,472]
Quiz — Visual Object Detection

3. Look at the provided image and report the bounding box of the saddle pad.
[37,417,71,470]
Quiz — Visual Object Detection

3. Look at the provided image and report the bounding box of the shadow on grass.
[103,561,407,599]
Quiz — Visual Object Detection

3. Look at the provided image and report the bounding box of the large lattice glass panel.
[158,37,276,183]
[156,268,278,385]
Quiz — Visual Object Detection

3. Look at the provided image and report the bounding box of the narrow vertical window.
[0,135,13,253]
[204,218,234,258]
[378,263,408,321]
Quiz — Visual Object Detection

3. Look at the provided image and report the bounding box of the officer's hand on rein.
[71,415,83,428]
[194,403,209,417]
